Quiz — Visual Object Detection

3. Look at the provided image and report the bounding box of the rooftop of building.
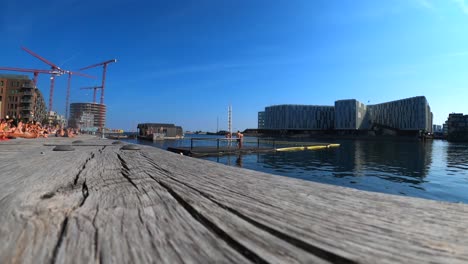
[262,96,429,111]
[137,123,180,128]
[367,96,427,106]
[0,74,30,80]
[265,104,335,108]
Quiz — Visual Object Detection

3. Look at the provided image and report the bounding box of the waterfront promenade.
[1,136,468,263]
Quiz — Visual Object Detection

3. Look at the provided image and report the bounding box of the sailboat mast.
[228,105,232,135]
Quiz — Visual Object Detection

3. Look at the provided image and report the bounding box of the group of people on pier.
[0,118,77,141]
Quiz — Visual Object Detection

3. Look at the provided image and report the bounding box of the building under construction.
[68,103,106,131]
[0,74,47,123]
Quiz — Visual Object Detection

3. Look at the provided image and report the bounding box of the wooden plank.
[1,137,468,263]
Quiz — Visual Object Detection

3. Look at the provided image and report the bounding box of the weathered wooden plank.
[1,137,468,264]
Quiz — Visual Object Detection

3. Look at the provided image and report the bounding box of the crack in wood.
[40,192,55,199]
[91,206,101,263]
[141,154,357,264]
[116,153,139,190]
[50,216,69,264]
[73,152,95,186]
[79,180,89,207]
[140,152,172,174]
[145,172,268,264]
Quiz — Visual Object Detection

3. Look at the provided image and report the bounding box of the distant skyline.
[1,0,468,131]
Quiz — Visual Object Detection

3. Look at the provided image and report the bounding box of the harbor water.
[123,135,468,204]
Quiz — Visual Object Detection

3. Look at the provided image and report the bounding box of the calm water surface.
[123,135,468,203]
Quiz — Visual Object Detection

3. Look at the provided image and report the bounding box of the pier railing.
[189,137,278,150]
[188,137,333,151]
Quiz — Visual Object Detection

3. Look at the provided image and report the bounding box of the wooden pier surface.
[1,136,468,263]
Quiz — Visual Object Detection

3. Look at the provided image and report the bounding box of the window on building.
[16,82,19,87]
[0,81,3,86]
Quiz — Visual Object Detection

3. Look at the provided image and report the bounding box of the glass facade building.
[260,96,433,132]
[263,105,335,130]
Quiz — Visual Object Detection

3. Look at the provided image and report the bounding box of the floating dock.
[1,137,467,263]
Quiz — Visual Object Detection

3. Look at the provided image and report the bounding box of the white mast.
[228,105,232,135]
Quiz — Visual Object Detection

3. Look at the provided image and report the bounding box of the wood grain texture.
[1,136,468,263]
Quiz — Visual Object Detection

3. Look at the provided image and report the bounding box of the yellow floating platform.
[276,143,340,152]
[276,146,306,152]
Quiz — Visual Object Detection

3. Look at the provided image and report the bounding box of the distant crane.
[21,47,95,118]
[64,71,95,120]
[79,59,117,105]
[21,47,63,113]
[80,86,103,104]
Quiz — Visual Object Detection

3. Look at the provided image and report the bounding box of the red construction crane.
[79,59,117,105]
[80,86,103,104]
[0,67,62,86]
[21,47,63,112]
[21,47,95,119]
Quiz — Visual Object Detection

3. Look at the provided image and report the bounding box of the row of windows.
[0,81,22,87]
[12,81,20,87]
[7,96,19,102]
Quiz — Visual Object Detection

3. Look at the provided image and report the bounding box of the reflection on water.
[124,136,468,204]
[206,140,468,204]
[246,140,434,198]
[446,143,468,173]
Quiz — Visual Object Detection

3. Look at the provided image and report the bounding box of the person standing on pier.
[236,131,244,149]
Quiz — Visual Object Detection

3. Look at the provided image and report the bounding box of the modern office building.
[365,96,432,132]
[263,104,335,130]
[0,74,47,123]
[258,111,265,129]
[68,103,106,130]
[334,99,369,130]
[259,96,433,133]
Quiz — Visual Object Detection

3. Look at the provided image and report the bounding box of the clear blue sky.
[1,0,468,131]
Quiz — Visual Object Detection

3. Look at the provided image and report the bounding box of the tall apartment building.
[259,96,433,133]
[0,74,47,123]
